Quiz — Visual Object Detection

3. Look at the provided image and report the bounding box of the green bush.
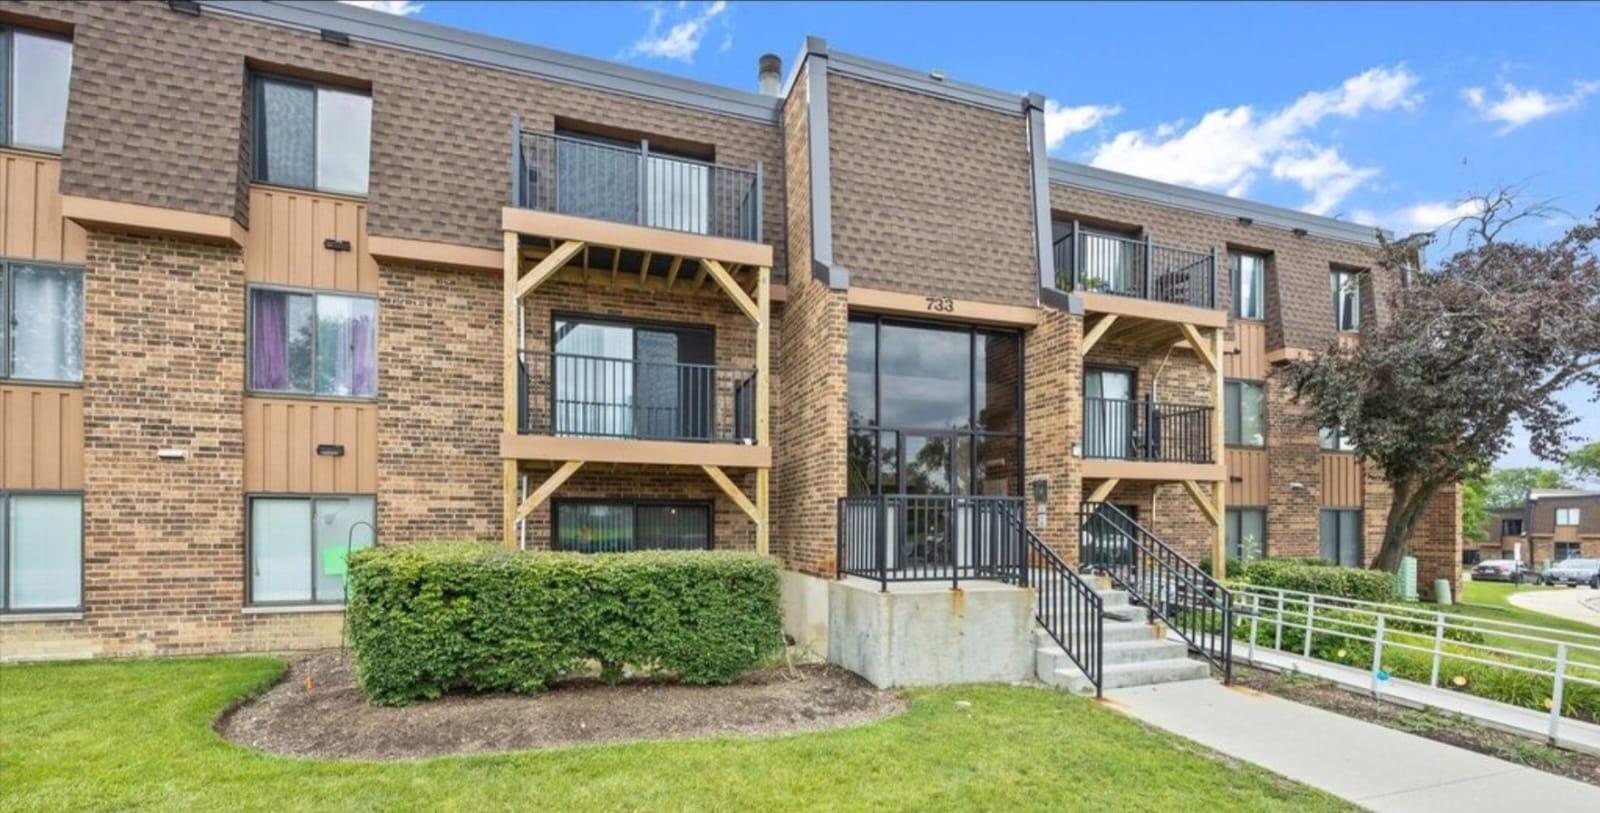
[1237,559,1394,601]
[345,542,784,706]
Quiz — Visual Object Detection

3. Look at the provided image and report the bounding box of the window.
[1232,251,1266,320]
[1226,508,1266,563]
[2,28,73,152]
[1554,542,1580,561]
[1224,380,1265,447]
[1501,518,1524,536]
[846,316,1022,498]
[549,316,718,440]
[1320,509,1362,567]
[1083,367,1136,459]
[1556,508,1581,526]
[1319,426,1356,452]
[1,493,83,613]
[553,501,711,553]
[247,496,374,605]
[1331,269,1361,332]
[253,75,372,195]
[2,261,84,383]
[248,287,376,397]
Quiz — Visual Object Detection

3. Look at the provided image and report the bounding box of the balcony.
[514,130,761,243]
[1080,396,1221,482]
[517,351,756,444]
[837,496,1026,588]
[1052,225,1218,314]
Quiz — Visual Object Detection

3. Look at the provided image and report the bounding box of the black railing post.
[509,115,523,207]
[1071,221,1082,291]
[878,495,889,592]
[1209,247,1219,309]
[637,139,650,227]
[1143,234,1154,299]
[836,498,844,580]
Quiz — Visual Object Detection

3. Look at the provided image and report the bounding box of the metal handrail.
[1052,229,1216,308]
[1082,395,1213,463]
[1079,501,1233,681]
[1010,505,1104,697]
[518,350,756,443]
[836,495,1025,590]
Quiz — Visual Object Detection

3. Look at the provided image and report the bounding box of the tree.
[1567,440,1600,485]
[1481,466,1571,508]
[1287,193,1600,572]
[1460,473,1489,544]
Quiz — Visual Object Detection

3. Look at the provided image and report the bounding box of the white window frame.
[1555,508,1581,527]
[1231,251,1267,321]
[1331,269,1361,332]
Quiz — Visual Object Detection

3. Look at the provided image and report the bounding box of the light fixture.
[1237,216,1253,226]
[930,68,946,82]
[321,29,352,47]
[168,0,202,16]
[1292,227,1309,237]
[1290,481,1307,491]
[316,444,346,457]
[156,448,188,460]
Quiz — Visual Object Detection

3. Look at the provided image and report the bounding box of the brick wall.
[1024,307,1082,559]
[1266,374,1322,558]
[517,465,758,552]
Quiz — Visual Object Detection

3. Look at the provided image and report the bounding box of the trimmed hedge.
[345,542,784,706]
[1236,559,1394,602]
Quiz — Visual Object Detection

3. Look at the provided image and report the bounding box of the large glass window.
[1232,251,1266,320]
[254,75,372,196]
[1331,269,1361,332]
[553,501,711,553]
[1320,509,1362,567]
[1224,380,1265,447]
[549,317,715,440]
[2,261,84,383]
[2,493,83,613]
[846,317,1022,498]
[247,496,374,605]
[1226,507,1266,563]
[1556,508,1581,526]
[3,28,73,152]
[249,287,376,397]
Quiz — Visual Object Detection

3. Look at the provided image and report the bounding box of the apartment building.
[1482,491,1600,566]
[0,0,1459,674]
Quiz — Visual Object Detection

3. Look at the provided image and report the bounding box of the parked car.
[1471,559,1542,584]
[1543,558,1600,588]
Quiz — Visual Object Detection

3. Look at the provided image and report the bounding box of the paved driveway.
[1507,585,1600,627]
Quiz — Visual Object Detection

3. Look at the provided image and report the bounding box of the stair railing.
[1006,505,1104,696]
[1077,501,1233,682]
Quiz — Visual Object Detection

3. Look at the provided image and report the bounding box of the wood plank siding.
[244,186,378,293]
[0,385,85,490]
[1,150,86,262]
[243,397,378,494]
[1320,453,1363,507]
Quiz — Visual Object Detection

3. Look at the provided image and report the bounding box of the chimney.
[758,53,782,97]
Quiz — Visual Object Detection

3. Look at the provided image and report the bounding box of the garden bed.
[218,650,905,760]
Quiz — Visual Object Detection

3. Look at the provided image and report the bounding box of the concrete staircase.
[1034,576,1209,694]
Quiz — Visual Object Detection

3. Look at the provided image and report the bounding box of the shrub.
[1237,559,1394,602]
[345,542,784,706]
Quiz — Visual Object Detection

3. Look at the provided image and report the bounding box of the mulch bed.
[217,649,905,761]
[1230,663,1600,787]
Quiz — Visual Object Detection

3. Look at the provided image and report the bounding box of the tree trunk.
[1372,475,1442,572]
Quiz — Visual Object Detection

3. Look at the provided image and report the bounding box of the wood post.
[1211,327,1227,578]
[502,230,520,548]
[755,265,771,555]
[517,460,584,521]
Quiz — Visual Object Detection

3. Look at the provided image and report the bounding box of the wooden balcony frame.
[499,208,772,554]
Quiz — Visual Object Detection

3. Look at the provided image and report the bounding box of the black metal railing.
[515,130,761,242]
[1082,395,1213,463]
[518,351,756,443]
[1014,507,1104,696]
[1078,501,1233,681]
[1052,227,1216,308]
[836,495,1025,589]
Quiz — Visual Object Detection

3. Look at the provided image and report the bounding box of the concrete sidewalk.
[1106,679,1600,812]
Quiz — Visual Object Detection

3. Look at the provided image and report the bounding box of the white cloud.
[1462,79,1600,134]
[340,0,424,15]
[1043,101,1120,151]
[624,1,728,63]
[1349,199,1485,236]
[1088,66,1421,214]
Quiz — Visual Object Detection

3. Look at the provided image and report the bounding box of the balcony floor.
[1081,458,1224,482]
[500,432,770,469]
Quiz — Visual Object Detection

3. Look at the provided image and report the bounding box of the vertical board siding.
[244,186,377,293]
[243,397,378,493]
[1320,453,1363,507]
[0,150,87,262]
[1226,447,1268,505]
[1225,321,1267,380]
[0,385,85,489]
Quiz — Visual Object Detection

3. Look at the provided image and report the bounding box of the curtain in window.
[259,79,315,189]
[637,504,710,550]
[10,264,83,382]
[555,503,634,553]
[251,290,289,390]
[315,295,376,397]
[553,321,634,436]
[11,31,73,151]
[7,494,81,610]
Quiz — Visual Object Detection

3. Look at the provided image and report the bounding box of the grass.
[0,657,1355,813]
[1449,580,1600,668]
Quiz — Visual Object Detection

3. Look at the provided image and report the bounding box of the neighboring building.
[1480,491,1600,566]
[0,1,1459,670]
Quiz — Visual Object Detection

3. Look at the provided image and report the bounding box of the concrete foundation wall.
[827,578,1035,688]
[780,570,831,656]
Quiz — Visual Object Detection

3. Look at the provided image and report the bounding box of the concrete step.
[1101,657,1210,690]
[1102,619,1164,643]
[1037,603,1149,627]
[1103,638,1190,666]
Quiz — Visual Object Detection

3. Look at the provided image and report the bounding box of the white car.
[1543,558,1600,588]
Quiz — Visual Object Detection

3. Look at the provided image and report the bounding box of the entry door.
[1084,367,1135,459]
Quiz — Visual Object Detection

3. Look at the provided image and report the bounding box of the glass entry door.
[1084,367,1135,459]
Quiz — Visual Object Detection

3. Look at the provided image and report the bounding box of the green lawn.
[1452,580,1600,668]
[0,657,1354,813]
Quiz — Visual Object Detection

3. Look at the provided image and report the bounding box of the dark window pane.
[847,319,876,425]
[555,503,634,553]
[879,323,970,429]
[975,331,1019,432]
[847,428,877,496]
[902,434,951,496]
[258,78,314,188]
[636,504,710,550]
[975,435,1019,496]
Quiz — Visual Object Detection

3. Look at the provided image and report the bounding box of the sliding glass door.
[551,317,713,440]
[1084,366,1135,459]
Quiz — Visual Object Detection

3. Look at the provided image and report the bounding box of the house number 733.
[924,295,954,312]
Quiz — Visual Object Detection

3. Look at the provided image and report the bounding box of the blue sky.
[349,1,1599,470]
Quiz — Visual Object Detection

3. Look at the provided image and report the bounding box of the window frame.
[250,72,372,197]
[1501,518,1524,536]
[1319,425,1357,453]
[1223,378,1267,448]
[244,283,379,401]
[1555,508,1581,527]
[243,493,377,607]
[1,259,86,385]
[1554,542,1580,561]
[1225,506,1268,562]
[0,490,86,615]
[1230,250,1267,321]
[1319,508,1363,567]
[1,26,74,155]
[1331,268,1362,332]
[550,498,715,553]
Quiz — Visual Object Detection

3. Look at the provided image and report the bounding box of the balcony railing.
[1053,226,1216,308]
[836,495,1026,589]
[517,351,756,444]
[514,130,762,242]
[1082,395,1213,463]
